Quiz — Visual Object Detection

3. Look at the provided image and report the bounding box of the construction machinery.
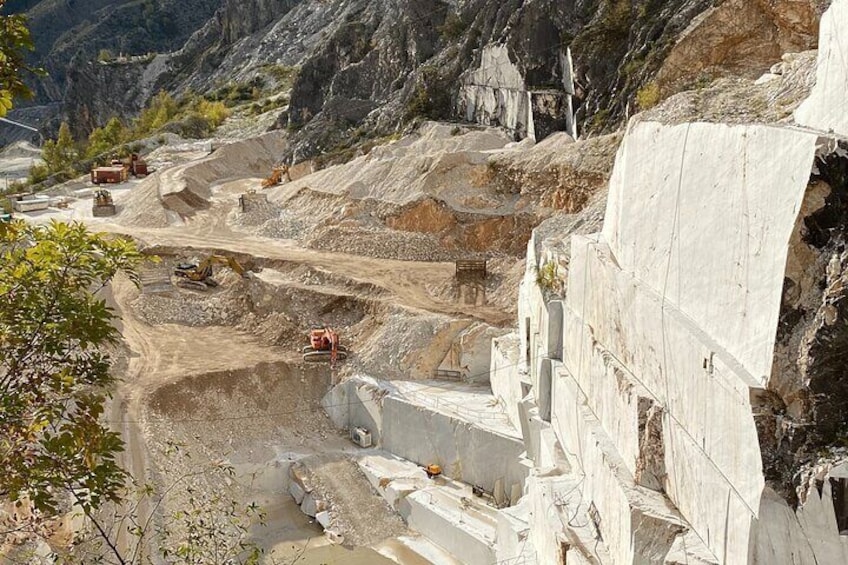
[173,254,245,290]
[92,189,116,216]
[261,165,290,189]
[302,326,348,364]
[424,464,442,479]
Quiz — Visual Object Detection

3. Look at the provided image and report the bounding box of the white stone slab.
[602,121,817,381]
[795,0,848,137]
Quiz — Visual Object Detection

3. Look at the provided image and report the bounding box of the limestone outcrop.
[655,0,825,96]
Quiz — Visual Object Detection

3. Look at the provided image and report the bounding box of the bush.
[636,82,661,110]
[439,13,467,41]
[86,117,126,159]
[134,90,178,136]
[196,99,230,127]
[536,261,563,294]
[404,66,452,121]
[163,114,213,138]
[28,163,49,184]
[263,65,299,89]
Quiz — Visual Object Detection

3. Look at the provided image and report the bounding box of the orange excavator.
[302,327,349,365]
[261,165,290,188]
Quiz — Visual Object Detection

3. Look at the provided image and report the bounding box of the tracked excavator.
[261,165,290,189]
[92,189,116,216]
[302,327,348,365]
[173,254,246,290]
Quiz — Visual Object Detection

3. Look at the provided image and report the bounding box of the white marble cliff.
[495,0,848,562]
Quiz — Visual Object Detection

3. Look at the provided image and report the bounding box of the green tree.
[0,0,41,117]
[98,48,115,63]
[41,121,79,174]
[87,117,126,159]
[135,90,178,136]
[0,221,142,517]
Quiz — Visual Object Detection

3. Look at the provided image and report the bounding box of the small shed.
[91,166,128,184]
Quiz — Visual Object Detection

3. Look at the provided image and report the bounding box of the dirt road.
[103,222,512,327]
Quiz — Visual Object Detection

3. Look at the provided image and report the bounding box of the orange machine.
[302,327,349,365]
[261,165,290,188]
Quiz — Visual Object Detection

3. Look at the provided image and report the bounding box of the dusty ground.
[0,141,42,184]
[2,119,616,563]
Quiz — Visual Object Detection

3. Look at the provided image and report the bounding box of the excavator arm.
[174,254,246,286]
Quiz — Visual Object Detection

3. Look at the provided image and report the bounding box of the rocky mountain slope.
[3,0,828,156]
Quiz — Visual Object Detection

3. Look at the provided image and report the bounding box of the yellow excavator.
[92,189,116,216]
[173,254,246,290]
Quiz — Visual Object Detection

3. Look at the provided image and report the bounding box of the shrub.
[134,90,178,136]
[163,114,213,139]
[196,99,230,128]
[28,163,49,184]
[636,82,661,110]
[262,65,299,89]
[536,260,563,294]
[439,13,467,41]
[404,66,452,121]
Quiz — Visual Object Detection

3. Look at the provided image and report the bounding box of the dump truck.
[120,153,149,176]
[92,189,116,217]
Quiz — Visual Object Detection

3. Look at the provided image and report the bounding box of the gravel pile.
[256,210,311,239]
[307,225,484,262]
[230,200,314,240]
[132,285,248,327]
[292,454,406,546]
[345,308,452,380]
[641,50,818,126]
[231,197,281,227]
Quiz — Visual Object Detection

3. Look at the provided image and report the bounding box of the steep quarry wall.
[458,45,576,141]
[323,378,528,497]
[655,0,823,95]
[507,1,848,563]
[794,0,848,137]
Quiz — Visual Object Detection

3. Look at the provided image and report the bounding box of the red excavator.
[302,327,349,365]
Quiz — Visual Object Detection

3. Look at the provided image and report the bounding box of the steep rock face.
[165,0,305,93]
[64,58,153,138]
[655,0,826,96]
[457,45,575,141]
[765,141,848,506]
[9,0,225,101]
[508,2,848,563]
[60,0,306,138]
